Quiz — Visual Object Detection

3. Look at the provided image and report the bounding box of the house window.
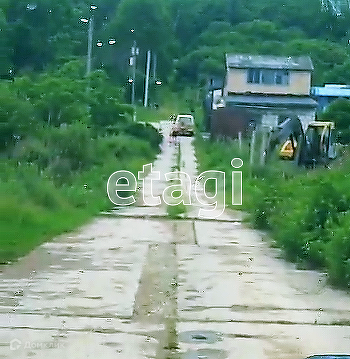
[275,70,289,85]
[261,69,275,84]
[247,69,260,83]
[247,69,289,85]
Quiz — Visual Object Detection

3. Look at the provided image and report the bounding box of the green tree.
[283,38,348,84]
[320,98,350,130]
[0,6,13,79]
[111,0,173,53]
[4,0,94,72]
[30,73,88,126]
[320,98,350,143]
[324,60,350,84]
[0,83,35,149]
[88,70,132,128]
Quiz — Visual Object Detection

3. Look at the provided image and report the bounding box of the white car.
[170,114,195,136]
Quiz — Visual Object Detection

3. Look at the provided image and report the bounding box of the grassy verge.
[194,135,251,208]
[0,126,162,264]
[0,85,201,263]
[195,135,350,289]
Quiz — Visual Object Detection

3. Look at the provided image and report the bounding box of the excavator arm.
[265,117,306,165]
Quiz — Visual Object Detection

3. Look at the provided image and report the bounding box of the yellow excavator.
[265,117,336,167]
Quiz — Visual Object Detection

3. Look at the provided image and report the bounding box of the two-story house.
[219,54,318,132]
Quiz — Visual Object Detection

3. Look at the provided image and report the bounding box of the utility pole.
[144,50,151,107]
[86,15,93,76]
[130,40,138,121]
[81,5,97,77]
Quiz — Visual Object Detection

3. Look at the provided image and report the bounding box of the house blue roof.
[311,85,350,97]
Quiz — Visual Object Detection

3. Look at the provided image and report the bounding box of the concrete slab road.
[1,121,350,359]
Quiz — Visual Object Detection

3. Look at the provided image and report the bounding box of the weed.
[167,203,187,219]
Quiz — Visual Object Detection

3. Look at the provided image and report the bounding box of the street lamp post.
[81,5,97,77]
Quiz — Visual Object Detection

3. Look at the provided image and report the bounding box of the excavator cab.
[304,121,336,164]
[266,117,336,167]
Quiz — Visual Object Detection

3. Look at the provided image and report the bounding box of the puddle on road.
[178,330,223,344]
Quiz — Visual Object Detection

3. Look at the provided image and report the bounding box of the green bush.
[101,133,155,160]
[195,135,350,289]
[123,122,163,150]
[0,65,165,264]
[325,212,350,287]
[48,122,95,170]
[252,173,350,268]
[0,125,162,263]
[337,129,350,145]
[12,138,50,170]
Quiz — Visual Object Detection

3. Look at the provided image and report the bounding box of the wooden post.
[238,131,242,154]
[259,128,268,166]
[249,129,256,177]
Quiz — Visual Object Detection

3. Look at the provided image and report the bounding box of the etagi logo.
[107,158,243,219]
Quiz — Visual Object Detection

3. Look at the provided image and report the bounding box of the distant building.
[210,54,318,138]
[203,77,224,131]
[311,84,350,112]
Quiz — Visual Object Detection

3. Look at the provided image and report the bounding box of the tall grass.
[195,136,350,289]
[0,124,162,264]
[194,135,250,202]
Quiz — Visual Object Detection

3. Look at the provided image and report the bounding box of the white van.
[170,114,195,136]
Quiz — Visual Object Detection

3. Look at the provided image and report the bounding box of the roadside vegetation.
[195,136,350,289]
[0,63,163,264]
[0,128,161,263]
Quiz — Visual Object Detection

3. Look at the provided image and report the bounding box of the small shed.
[210,107,253,139]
